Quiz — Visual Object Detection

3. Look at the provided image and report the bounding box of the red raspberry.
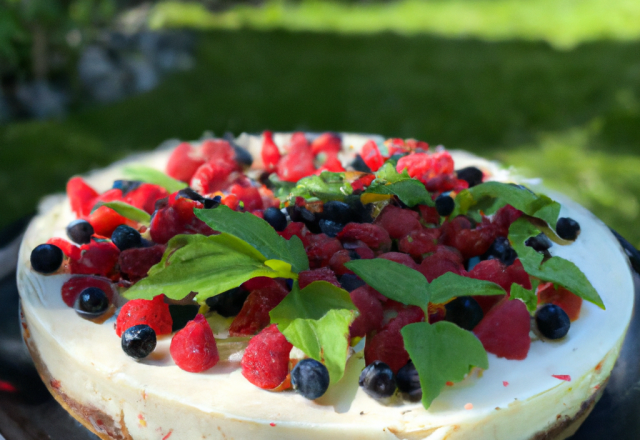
[124,184,169,215]
[418,205,440,225]
[378,252,419,270]
[149,193,214,244]
[261,131,281,171]
[298,267,340,289]
[190,161,236,194]
[170,314,219,373]
[361,140,385,172]
[200,139,237,166]
[229,279,289,336]
[328,249,353,276]
[474,298,531,360]
[278,222,311,247]
[305,234,343,269]
[116,295,173,337]
[431,245,464,265]
[88,205,137,237]
[405,139,429,151]
[241,276,285,292]
[311,132,342,155]
[337,223,391,254]
[424,174,469,194]
[492,205,523,237]
[440,216,497,259]
[398,228,440,260]
[69,240,120,277]
[506,259,532,290]
[374,205,422,240]
[67,177,98,218]
[118,245,166,282]
[316,151,345,173]
[385,138,407,156]
[229,181,264,212]
[47,237,81,260]
[418,254,465,282]
[61,276,114,307]
[277,133,316,182]
[241,324,293,389]
[537,283,583,321]
[468,259,510,314]
[396,153,433,179]
[349,286,384,338]
[166,142,205,182]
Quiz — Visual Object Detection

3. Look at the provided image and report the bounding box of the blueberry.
[74,287,109,319]
[435,195,455,217]
[321,201,354,224]
[178,187,205,202]
[204,195,222,209]
[121,324,157,360]
[556,217,580,241]
[350,154,372,173]
[111,225,142,251]
[347,249,361,260]
[445,296,484,331]
[169,305,200,331]
[339,274,365,292]
[291,358,330,400]
[456,167,483,187]
[319,219,344,237]
[359,361,397,399]
[66,219,94,244]
[344,195,373,223]
[536,304,570,339]
[263,207,288,231]
[396,361,421,400]
[223,132,253,167]
[205,287,250,317]
[483,236,517,266]
[30,244,64,274]
[287,205,321,233]
[466,256,481,271]
[113,180,142,195]
[525,233,553,253]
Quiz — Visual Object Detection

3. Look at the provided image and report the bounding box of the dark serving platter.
[1,216,639,440]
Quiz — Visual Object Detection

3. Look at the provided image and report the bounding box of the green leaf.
[122,165,188,193]
[287,171,353,202]
[345,259,430,310]
[402,321,488,410]
[509,218,604,309]
[99,201,151,225]
[365,180,434,207]
[510,279,540,314]
[195,205,309,273]
[375,162,411,183]
[452,182,561,227]
[123,233,291,302]
[270,281,357,383]
[429,272,506,304]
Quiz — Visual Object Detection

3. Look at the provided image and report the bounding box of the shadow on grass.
[1,30,639,243]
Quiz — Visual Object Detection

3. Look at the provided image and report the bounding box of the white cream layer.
[18,134,635,440]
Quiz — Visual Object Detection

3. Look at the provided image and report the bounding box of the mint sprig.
[509,279,541,314]
[99,201,151,225]
[429,272,506,304]
[363,163,434,207]
[270,281,357,383]
[122,165,188,193]
[281,171,353,202]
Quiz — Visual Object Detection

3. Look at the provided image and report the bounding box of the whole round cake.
[18,132,634,440]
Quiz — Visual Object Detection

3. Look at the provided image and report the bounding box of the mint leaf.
[429,272,506,304]
[99,201,151,225]
[510,279,540,314]
[375,162,411,183]
[288,171,353,202]
[122,165,188,193]
[509,218,604,309]
[345,259,430,310]
[123,233,294,302]
[365,180,434,207]
[195,205,309,273]
[453,182,561,227]
[270,281,357,383]
[402,321,488,409]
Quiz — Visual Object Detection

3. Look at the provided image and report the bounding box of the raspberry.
[149,194,214,244]
[61,276,114,307]
[431,245,464,265]
[124,184,169,215]
[424,174,469,194]
[278,222,311,247]
[506,259,532,290]
[277,133,316,182]
[467,259,510,315]
[374,205,422,240]
[166,142,205,182]
[349,286,384,338]
[200,139,237,166]
[492,205,523,237]
[229,181,264,212]
[537,283,582,321]
[328,250,353,276]
[305,234,343,269]
[170,314,219,373]
[473,298,531,360]
[396,153,433,179]
[337,223,391,254]
[385,138,407,156]
[298,267,340,289]
[190,161,236,194]
[360,140,385,172]
[418,205,440,225]
[69,240,120,277]
[67,177,99,218]
[418,254,465,282]
[261,131,281,171]
[398,228,440,260]
[316,151,345,173]
[311,132,342,155]
[115,295,173,337]
[46,237,81,260]
[229,279,289,336]
[118,245,166,282]
[241,324,293,389]
[88,205,137,237]
[378,252,419,270]
[440,216,497,260]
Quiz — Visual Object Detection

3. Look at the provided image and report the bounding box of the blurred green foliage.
[1,31,639,246]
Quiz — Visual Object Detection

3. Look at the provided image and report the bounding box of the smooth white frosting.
[17,134,635,440]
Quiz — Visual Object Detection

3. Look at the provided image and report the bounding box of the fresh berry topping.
[69,240,120,277]
[359,361,397,399]
[61,276,113,307]
[445,296,484,331]
[337,223,391,254]
[170,314,220,372]
[456,167,483,187]
[263,207,287,232]
[321,201,355,224]
[66,177,99,217]
[118,244,166,282]
[535,304,570,340]
[291,358,330,400]
[435,194,455,217]
[66,219,94,245]
[318,219,344,238]
[298,267,341,289]
[525,233,553,253]
[396,361,421,400]
[418,254,464,282]
[556,217,581,241]
[374,205,421,240]
[177,187,206,202]
[121,324,157,360]
[112,179,142,195]
[483,236,517,266]
[229,279,289,336]
[166,142,205,182]
[349,286,384,338]
[30,244,64,274]
[115,296,173,337]
[361,140,385,172]
[205,287,250,317]
[350,154,372,173]
[474,299,531,360]
[261,131,281,171]
[241,324,293,389]
[339,274,366,292]
[74,287,109,319]
[111,225,142,251]
[537,283,582,321]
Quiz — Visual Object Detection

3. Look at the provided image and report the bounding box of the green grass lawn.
[2,30,640,246]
